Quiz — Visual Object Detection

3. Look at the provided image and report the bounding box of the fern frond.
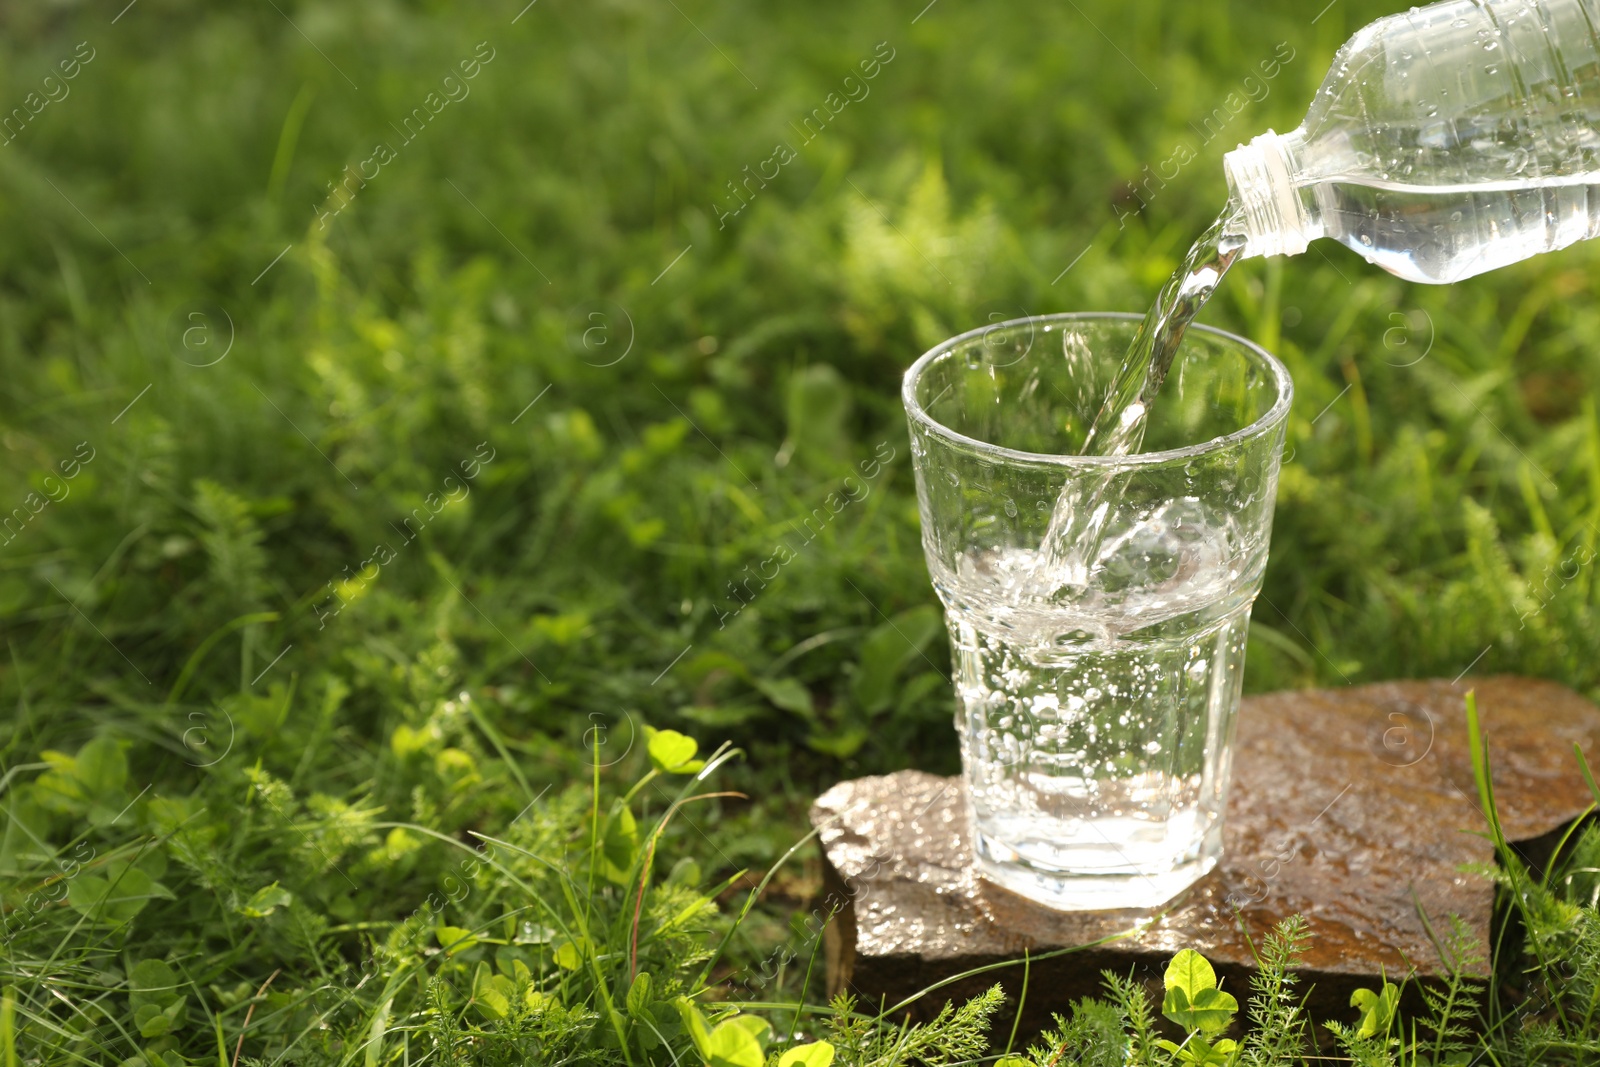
[1101,970,1159,1067]
[1024,997,1127,1067]
[1238,914,1311,1067]
[1326,1019,1399,1067]
[825,984,1005,1067]
[1417,915,1486,1064]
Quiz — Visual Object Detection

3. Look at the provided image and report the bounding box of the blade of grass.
[166,611,279,706]
[1574,742,1600,808]
[1004,948,1030,1056]
[2,988,15,1067]
[466,700,540,809]
[787,905,832,1043]
[628,790,746,979]
[883,929,1148,1019]
[692,821,823,992]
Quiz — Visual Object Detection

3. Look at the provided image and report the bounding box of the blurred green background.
[0,0,1597,1057]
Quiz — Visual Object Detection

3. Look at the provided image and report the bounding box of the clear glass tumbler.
[902,313,1292,911]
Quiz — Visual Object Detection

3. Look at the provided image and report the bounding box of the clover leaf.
[646,726,705,774]
[779,1042,836,1067]
[1162,948,1238,1034]
[1351,981,1400,1039]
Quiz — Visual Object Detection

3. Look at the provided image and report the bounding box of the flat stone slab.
[811,676,1600,1032]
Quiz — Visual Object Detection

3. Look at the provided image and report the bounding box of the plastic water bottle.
[1223,0,1600,283]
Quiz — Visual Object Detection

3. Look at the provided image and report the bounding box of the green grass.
[1,0,1599,1062]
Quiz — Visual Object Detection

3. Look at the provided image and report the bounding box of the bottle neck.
[1223,129,1321,259]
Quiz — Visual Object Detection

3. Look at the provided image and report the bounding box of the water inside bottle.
[1314,177,1600,285]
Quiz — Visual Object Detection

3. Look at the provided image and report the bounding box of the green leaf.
[804,726,870,759]
[678,650,754,686]
[645,726,705,774]
[724,1014,770,1045]
[69,875,113,917]
[237,882,292,918]
[1163,986,1239,1035]
[134,849,168,880]
[553,936,588,970]
[675,997,714,1059]
[778,1042,836,1067]
[135,1002,171,1038]
[75,735,129,794]
[601,799,639,884]
[128,959,180,1014]
[365,996,393,1067]
[680,703,764,728]
[1162,950,1236,1034]
[435,926,477,954]
[30,752,87,814]
[161,995,188,1032]
[851,606,941,715]
[706,1016,766,1067]
[754,677,814,719]
[476,989,511,1021]
[390,724,434,758]
[1164,948,1219,998]
[69,867,165,924]
[33,736,132,822]
[1169,1034,1236,1066]
[626,971,653,1017]
[782,363,853,469]
[1351,982,1400,1039]
[667,856,701,886]
[473,962,511,1020]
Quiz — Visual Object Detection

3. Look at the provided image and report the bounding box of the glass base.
[973,824,1221,912]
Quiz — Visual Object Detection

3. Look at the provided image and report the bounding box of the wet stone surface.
[810,676,1600,1034]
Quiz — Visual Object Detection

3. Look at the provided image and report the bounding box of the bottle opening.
[1223,130,1312,259]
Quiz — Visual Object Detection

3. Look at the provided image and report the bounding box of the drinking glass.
[902,312,1292,910]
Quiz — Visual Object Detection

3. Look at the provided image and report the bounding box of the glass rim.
[901,311,1294,469]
